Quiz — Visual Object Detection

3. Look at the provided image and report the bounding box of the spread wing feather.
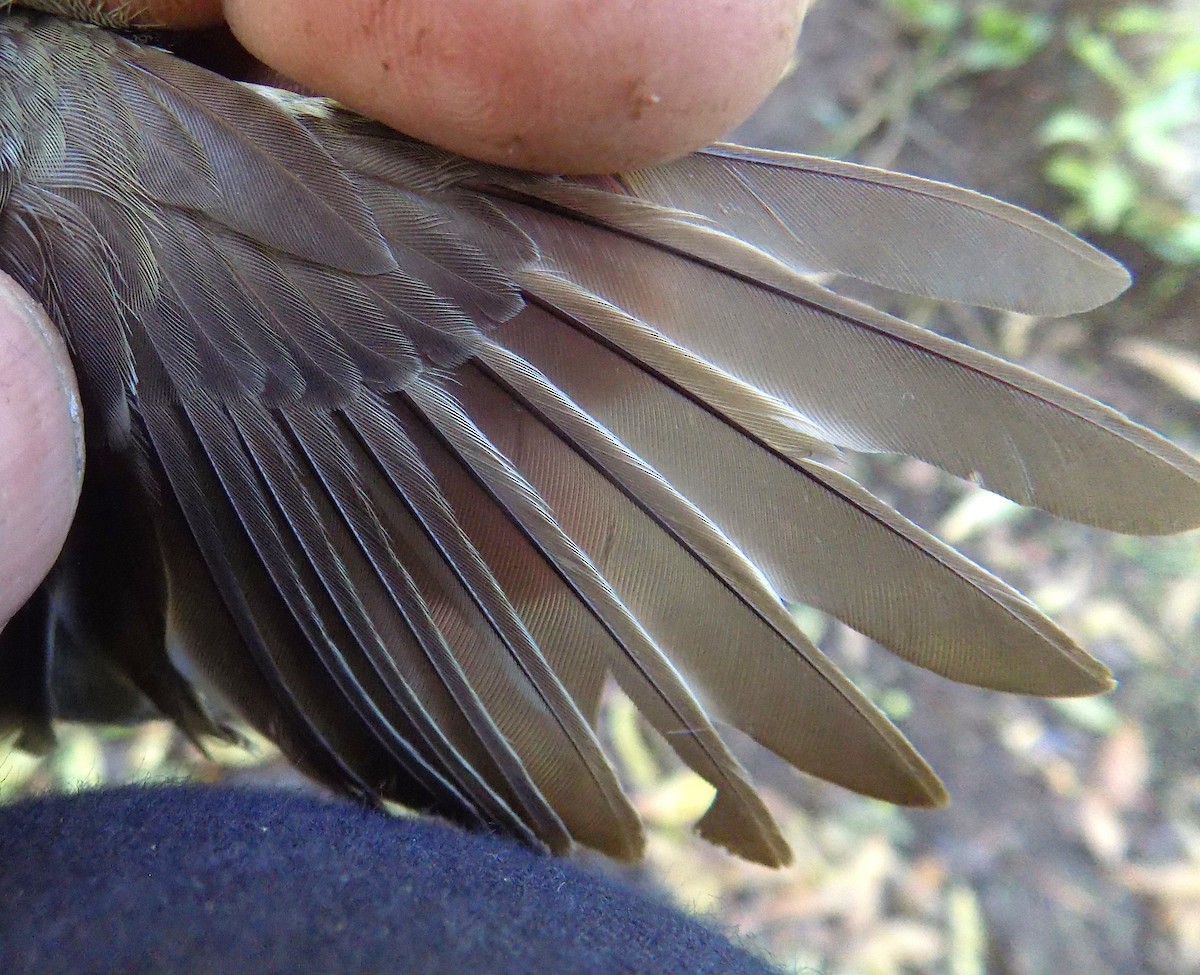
[564,144,1131,314]
[488,190,1200,532]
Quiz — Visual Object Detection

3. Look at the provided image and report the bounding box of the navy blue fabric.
[0,785,784,974]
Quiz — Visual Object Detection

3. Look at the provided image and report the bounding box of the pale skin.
[0,0,807,625]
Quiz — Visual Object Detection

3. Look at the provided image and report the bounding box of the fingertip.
[225,0,809,174]
[0,273,84,626]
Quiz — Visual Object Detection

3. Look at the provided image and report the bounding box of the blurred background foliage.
[2,1,1198,973]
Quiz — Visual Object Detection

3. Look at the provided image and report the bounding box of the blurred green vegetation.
[877,0,1200,273]
[1042,6,1200,265]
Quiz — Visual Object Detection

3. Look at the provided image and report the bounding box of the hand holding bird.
[0,0,806,627]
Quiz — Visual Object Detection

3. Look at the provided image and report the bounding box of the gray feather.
[2,10,1197,865]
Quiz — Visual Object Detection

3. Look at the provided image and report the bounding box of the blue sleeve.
[0,784,786,975]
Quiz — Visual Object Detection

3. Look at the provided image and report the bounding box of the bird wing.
[1,12,1197,864]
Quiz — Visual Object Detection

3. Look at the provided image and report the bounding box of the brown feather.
[1,11,1197,864]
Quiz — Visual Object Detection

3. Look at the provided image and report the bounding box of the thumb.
[0,272,83,627]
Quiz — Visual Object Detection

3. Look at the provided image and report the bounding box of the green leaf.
[1154,216,1200,265]
[1103,5,1167,35]
[1069,26,1141,93]
[1041,110,1107,146]
[887,0,964,34]
[963,4,1052,71]
[1044,152,1097,195]
[1084,162,1139,231]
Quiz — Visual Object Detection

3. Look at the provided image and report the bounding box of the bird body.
[0,11,1197,865]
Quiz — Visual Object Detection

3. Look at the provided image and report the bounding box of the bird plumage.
[0,11,1196,865]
